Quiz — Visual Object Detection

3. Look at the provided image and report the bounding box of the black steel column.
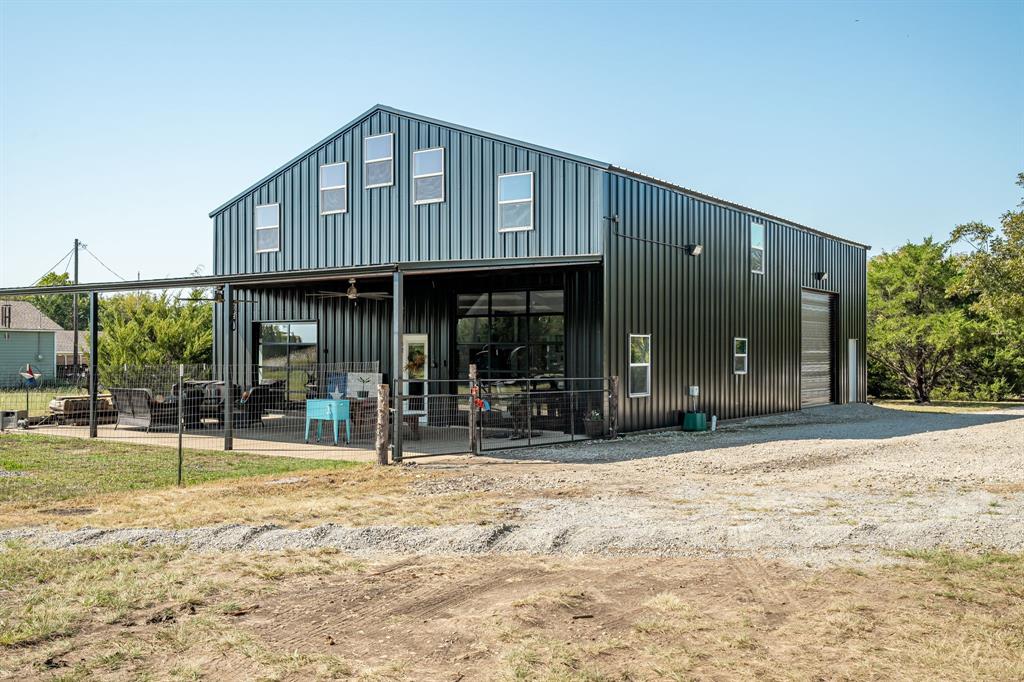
[88,291,98,438]
[72,239,80,374]
[391,271,404,463]
[223,283,233,451]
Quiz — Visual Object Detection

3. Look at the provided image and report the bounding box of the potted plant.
[355,374,373,399]
[583,408,605,438]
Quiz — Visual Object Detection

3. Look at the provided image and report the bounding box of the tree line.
[868,173,1023,402]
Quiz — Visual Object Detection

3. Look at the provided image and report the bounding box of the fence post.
[177,363,184,486]
[468,364,479,456]
[608,375,619,439]
[223,283,233,451]
[88,291,99,438]
[375,383,390,466]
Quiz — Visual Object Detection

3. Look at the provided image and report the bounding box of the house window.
[751,222,765,274]
[629,334,651,397]
[257,321,318,403]
[734,337,749,374]
[320,162,347,215]
[497,171,534,232]
[413,147,445,205]
[364,133,394,188]
[254,203,280,253]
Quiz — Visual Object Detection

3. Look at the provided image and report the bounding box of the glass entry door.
[402,334,428,423]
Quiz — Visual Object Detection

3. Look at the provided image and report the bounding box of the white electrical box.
[688,385,699,397]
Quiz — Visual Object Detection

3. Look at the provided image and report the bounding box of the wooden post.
[375,383,390,466]
[468,363,479,456]
[88,291,99,438]
[608,375,619,439]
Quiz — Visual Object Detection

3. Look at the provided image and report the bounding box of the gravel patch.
[2,404,1021,567]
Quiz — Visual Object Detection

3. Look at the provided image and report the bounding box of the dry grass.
[876,399,1024,413]
[1,548,1021,680]
[0,466,507,530]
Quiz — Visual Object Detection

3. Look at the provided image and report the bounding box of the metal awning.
[0,254,602,296]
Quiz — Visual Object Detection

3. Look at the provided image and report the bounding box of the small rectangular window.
[497,171,534,232]
[364,133,394,188]
[629,334,651,397]
[751,222,765,274]
[734,337,749,374]
[320,162,347,215]
[254,203,280,253]
[413,147,445,205]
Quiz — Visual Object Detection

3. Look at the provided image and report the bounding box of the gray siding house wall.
[210,105,868,432]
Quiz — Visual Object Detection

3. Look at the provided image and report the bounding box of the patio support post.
[608,375,619,439]
[375,383,390,466]
[223,283,233,451]
[391,270,404,463]
[88,291,98,438]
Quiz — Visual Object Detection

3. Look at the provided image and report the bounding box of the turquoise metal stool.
[304,398,351,445]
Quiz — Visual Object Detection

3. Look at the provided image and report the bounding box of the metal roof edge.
[208,104,610,218]
[607,166,872,251]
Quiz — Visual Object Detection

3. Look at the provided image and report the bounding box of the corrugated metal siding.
[212,110,604,276]
[214,268,602,385]
[603,171,868,431]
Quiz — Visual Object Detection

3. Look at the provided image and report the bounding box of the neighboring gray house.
[0,301,59,385]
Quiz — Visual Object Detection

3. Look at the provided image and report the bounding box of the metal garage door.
[801,290,834,408]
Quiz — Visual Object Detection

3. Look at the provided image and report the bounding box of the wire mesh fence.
[2,361,618,479]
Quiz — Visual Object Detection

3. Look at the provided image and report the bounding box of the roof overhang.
[0,255,602,297]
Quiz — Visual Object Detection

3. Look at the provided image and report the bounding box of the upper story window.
[364,133,394,188]
[628,334,651,397]
[254,203,280,253]
[320,162,348,215]
[733,337,749,374]
[413,147,445,205]
[497,171,534,232]
[751,221,765,274]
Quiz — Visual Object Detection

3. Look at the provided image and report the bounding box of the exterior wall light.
[686,244,703,256]
[815,271,829,282]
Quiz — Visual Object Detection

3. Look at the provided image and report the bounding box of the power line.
[82,245,127,281]
[29,247,75,286]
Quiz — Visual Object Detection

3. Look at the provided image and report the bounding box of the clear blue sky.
[1,0,1021,286]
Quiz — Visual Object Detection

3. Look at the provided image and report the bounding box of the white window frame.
[497,171,534,232]
[628,333,652,398]
[254,202,280,254]
[751,221,765,275]
[364,132,394,189]
[413,147,445,205]
[734,337,749,375]
[319,161,348,216]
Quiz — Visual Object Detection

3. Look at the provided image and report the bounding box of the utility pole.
[72,238,80,379]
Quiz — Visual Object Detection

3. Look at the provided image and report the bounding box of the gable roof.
[55,330,91,355]
[209,104,869,250]
[0,300,62,332]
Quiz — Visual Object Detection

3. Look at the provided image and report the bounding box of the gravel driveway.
[3,404,1022,566]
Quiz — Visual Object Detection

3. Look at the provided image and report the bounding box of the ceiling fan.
[305,278,392,304]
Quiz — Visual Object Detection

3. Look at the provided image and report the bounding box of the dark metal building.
[209,104,868,432]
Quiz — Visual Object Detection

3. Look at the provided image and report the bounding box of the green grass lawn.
[0,386,88,418]
[0,433,360,504]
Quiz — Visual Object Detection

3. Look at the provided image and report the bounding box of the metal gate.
[800,290,834,407]
[477,378,614,452]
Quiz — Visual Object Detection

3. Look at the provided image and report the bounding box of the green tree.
[25,272,89,330]
[97,289,213,386]
[867,238,969,403]
[947,171,1024,398]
